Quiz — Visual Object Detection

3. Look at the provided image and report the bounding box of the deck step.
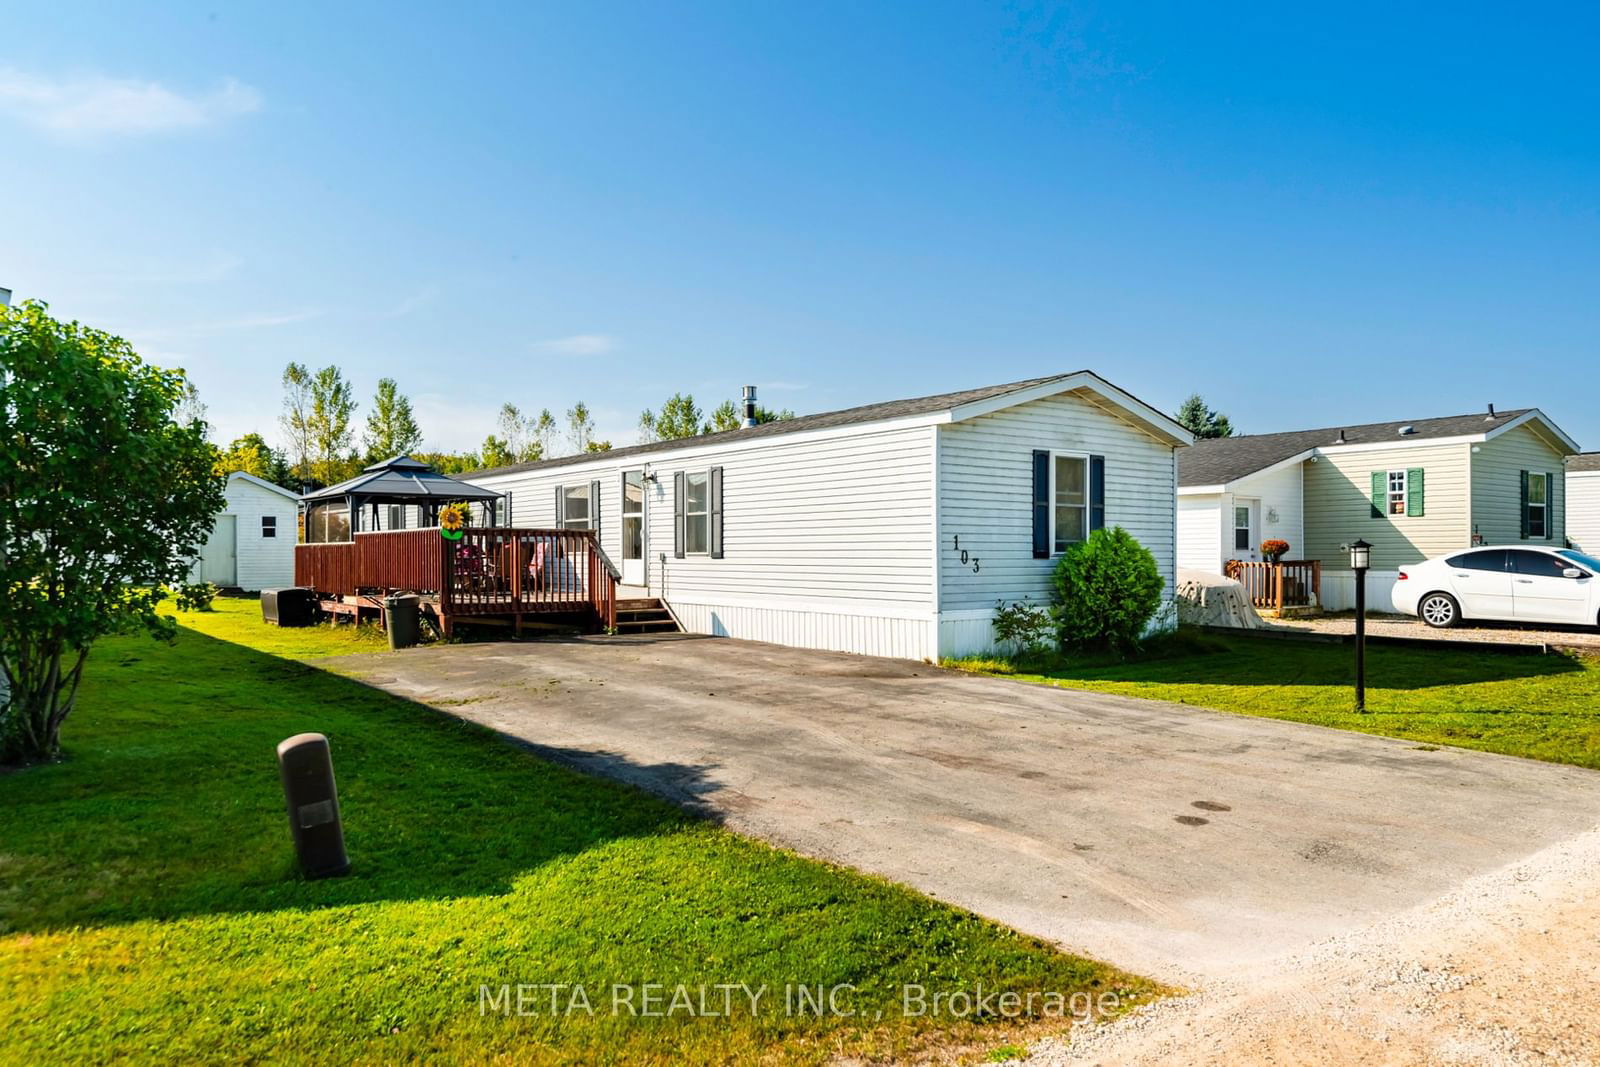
[610,598,681,635]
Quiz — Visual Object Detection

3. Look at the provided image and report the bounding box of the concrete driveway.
[325,635,1600,984]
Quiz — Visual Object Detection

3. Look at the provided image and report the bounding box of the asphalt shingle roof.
[465,372,1090,478]
[1178,409,1534,488]
[1570,452,1600,473]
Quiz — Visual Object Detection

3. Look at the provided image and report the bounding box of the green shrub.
[1051,527,1165,655]
[174,582,218,612]
[991,597,1054,656]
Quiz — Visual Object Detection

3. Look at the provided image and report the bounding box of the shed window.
[684,471,709,554]
[1051,454,1088,553]
[1387,470,1407,515]
[1528,473,1548,539]
[262,515,277,538]
[562,485,592,530]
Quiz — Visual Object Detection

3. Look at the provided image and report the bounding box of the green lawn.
[0,599,1158,1065]
[949,632,1600,769]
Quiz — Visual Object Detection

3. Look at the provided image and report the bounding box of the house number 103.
[952,534,980,573]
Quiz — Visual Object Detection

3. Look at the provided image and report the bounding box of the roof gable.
[226,471,300,501]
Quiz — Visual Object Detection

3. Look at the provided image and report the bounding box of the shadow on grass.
[979,631,1586,691]
[0,625,726,934]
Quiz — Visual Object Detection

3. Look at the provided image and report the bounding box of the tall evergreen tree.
[1176,393,1236,439]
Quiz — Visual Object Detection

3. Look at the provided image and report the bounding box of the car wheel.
[1419,592,1460,629]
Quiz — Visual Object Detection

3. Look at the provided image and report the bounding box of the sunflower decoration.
[438,503,468,541]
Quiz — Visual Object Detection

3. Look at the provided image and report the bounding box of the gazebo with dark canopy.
[300,455,504,542]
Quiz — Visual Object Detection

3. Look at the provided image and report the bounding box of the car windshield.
[1558,550,1600,573]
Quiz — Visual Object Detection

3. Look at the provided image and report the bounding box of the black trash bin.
[384,594,421,650]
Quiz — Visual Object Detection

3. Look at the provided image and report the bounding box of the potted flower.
[1260,539,1290,563]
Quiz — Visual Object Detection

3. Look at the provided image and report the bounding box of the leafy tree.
[756,404,796,423]
[1176,393,1235,439]
[307,365,358,485]
[413,449,481,475]
[642,393,703,440]
[174,380,209,437]
[363,377,423,460]
[1051,527,1165,655]
[533,408,557,458]
[637,409,659,444]
[707,399,741,433]
[216,433,292,486]
[0,301,225,763]
[585,440,612,453]
[566,401,595,453]
[494,403,543,463]
[479,434,514,469]
[279,362,314,482]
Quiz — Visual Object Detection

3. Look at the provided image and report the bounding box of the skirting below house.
[666,599,938,661]
[1318,569,1401,613]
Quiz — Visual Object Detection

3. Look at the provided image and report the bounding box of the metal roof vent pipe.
[741,385,759,428]
[1399,425,1416,436]
[1486,403,1498,421]
[1334,429,1347,444]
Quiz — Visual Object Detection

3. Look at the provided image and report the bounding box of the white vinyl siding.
[191,474,298,591]
[936,388,1178,620]
[1177,494,1224,572]
[1567,471,1600,554]
[466,423,939,656]
[1472,424,1568,546]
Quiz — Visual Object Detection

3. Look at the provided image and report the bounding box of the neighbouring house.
[1178,407,1581,612]
[1568,453,1600,554]
[459,372,1192,659]
[191,472,300,591]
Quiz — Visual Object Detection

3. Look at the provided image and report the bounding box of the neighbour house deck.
[1224,559,1322,617]
[294,527,618,634]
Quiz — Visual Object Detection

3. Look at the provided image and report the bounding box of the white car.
[1392,546,1600,629]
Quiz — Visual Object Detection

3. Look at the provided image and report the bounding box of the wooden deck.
[1224,559,1322,617]
[294,527,618,634]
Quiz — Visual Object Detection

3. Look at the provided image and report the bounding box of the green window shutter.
[1406,468,1424,517]
[1369,471,1385,519]
[1519,470,1530,539]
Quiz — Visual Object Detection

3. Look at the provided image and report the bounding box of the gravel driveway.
[1273,611,1600,651]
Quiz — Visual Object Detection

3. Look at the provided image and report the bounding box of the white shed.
[461,371,1191,660]
[191,472,300,591]
[1568,453,1600,554]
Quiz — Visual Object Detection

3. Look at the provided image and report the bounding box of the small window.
[386,504,406,530]
[262,515,277,538]
[1051,454,1088,553]
[562,485,592,530]
[1527,473,1548,538]
[1233,506,1251,552]
[684,471,709,554]
[1387,470,1407,515]
[1446,549,1505,573]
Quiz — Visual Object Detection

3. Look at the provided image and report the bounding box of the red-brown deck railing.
[1224,559,1321,614]
[294,527,617,627]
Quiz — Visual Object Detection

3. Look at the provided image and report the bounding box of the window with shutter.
[1406,469,1424,517]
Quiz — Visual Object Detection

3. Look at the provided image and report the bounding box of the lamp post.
[1349,538,1371,712]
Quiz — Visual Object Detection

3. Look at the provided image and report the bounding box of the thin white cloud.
[0,69,261,138]
[133,309,321,342]
[533,334,618,356]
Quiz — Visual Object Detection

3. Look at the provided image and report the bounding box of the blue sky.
[3,3,1597,453]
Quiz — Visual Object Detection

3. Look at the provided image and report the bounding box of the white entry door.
[621,470,646,587]
[200,514,237,587]
[1230,501,1259,562]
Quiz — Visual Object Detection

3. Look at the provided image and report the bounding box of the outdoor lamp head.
[1349,538,1371,571]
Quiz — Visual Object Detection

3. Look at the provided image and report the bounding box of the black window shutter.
[673,471,686,558]
[1089,455,1106,533]
[1031,450,1050,558]
[590,480,600,538]
[710,466,724,558]
[554,485,564,529]
[1520,470,1530,539]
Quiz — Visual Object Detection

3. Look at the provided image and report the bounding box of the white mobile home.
[191,472,300,591]
[462,372,1191,660]
[1569,453,1600,554]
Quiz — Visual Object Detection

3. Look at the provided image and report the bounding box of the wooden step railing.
[1224,559,1321,614]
